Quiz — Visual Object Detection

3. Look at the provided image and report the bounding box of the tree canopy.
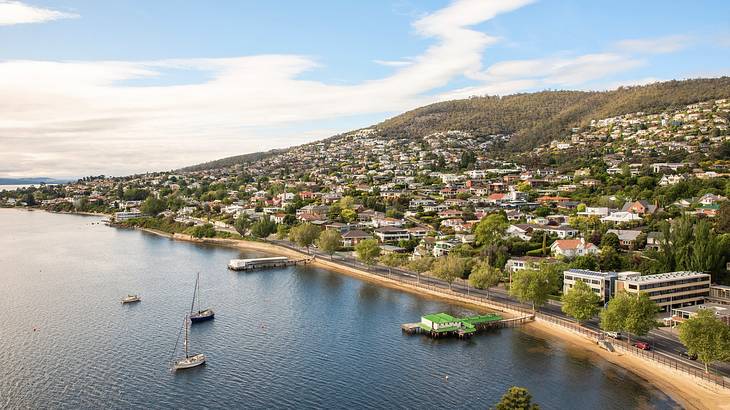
[561,280,601,323]
[678,309,730,373]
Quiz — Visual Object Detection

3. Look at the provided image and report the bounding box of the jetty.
[402,312,534,339]
[227,256,314,271]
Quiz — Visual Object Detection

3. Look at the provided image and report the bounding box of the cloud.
[0,1,78,26]
[614,35,692,54]
[373,59,413,67]
[0,0,682,178]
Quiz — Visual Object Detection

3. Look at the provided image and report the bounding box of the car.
[633,342,651,350]
[679,351,698,360]
[605,331,621,339]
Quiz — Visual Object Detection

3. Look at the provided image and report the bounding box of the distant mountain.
[184,77,730,170]
[0,177,70,185]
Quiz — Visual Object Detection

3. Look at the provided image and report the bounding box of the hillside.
[377,77,730,150]
[182,149,286,172]
[184,77,730,170]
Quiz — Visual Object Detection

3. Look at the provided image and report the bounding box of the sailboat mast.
[190,274,198,314]
[183,315,189,358]
[196,273,201,313]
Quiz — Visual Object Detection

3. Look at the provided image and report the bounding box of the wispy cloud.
[373,59,413,67]
[0,1,78,26]
[614,34,692,54]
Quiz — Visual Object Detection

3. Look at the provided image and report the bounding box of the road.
[266,238,730,379]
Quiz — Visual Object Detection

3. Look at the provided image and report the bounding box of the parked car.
[605,331,621,339]
[679,351,698,360]
[633,342,651,350]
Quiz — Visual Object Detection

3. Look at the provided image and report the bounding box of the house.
[341,230,371,247]
[578,207,610,217]
[606,229,643,248]
[697,204,721,217]
[550,238,599,258]
[432,240,459,257]
[601,211,643,223]
[699,193,727,205]
[373,226,410,242]
[507,224,533,240]
[621,200,661,216]
[659,174,684,186]
[407,226,429,239]
[506,256,555,273]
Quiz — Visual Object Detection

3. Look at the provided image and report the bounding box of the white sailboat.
[173,314,206,370]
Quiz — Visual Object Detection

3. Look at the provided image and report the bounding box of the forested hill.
[184,77,730,171]
[377,77,730,150]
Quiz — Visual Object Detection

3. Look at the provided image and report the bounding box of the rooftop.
[623,271,710,284]
[566,269,617,278]
[422,313,458,324]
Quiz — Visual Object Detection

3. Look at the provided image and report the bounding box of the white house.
[550,238,600,258]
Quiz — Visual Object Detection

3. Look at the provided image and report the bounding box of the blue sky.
[0,0,729,177]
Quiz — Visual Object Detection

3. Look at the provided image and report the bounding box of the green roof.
[422,313,458,324]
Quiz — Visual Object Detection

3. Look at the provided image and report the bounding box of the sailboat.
[172,314,206,370]
[190,272,215,323]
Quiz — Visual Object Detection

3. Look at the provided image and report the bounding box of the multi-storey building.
[616,271,711,312]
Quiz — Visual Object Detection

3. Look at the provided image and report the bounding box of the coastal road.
[265,239,730,380]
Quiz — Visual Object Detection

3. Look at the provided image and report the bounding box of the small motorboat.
[121,294,141,304]
[173,315,206,371]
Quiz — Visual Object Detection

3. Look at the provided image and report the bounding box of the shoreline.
[6,209,728,408]
[135,226,730,409]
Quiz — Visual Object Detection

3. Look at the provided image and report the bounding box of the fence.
[266,239,730,390]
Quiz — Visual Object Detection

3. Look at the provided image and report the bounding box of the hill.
[184,77,730,170]
[377,77,730,150]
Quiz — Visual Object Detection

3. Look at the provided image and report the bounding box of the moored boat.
[189,273,215,323]
[121,294,141,304]
[173,314,206,371]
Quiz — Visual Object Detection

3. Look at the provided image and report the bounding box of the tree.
[355,239,381,267]
[432,254,467,290]
[190,223,216,238]
[474,213,508,247]
[717,202,730,234]
[494,386,539,410]
[379,253,407,273]
[275,224,288,240]
[600,232,620,250]
[316,229,342,259]
[600,292,657,344]
[469,260,501,298]
[678,309,730,373]
[140,196,167,216]
[597,246,623,271]
[233,213,251,236]
[407,256,434,283]
[289,223,321,253]
[509,268,557,311]
[561,280,600,323]
[341,208,357,223]
[250,215,277,238]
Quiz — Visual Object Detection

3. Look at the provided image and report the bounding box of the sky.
[1,0,729,178]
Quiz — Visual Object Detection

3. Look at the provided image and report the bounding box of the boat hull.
[174,353,206,370]
[190,309,215,322]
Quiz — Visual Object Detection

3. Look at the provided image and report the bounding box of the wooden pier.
[402,313,534,339]
[227,256,315,271]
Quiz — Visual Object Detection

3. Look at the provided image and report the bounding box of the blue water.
[0,209,677,409]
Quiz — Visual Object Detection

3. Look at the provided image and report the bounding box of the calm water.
[0,209,677,409]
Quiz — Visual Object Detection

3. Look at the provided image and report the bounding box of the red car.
[634,342,651,350]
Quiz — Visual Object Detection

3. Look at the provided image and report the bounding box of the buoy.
[445,375,449,380]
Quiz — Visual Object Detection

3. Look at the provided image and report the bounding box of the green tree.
[341,208,357,223]
[690,219,721,273]
[190,223,216,238]
[493,386,539,410]
[379,253,407,273]
[355,239,381,267]
[474,213,508,247]
[600,292,657,344]
[275,223,288,240]
[600,232,620,250]
[469,259,502,298]
[289,223,321,253]
[678,309,730,373]
[407,256,434,283]
[509,268,557,311]
[140,196,167,216]
[250,215,277,238]
[432,254,468,290]
[717,202,730,234]
[598,246,623,271]
[561,280,600,323]
[233,213,251,236]
[316,229,342,259]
